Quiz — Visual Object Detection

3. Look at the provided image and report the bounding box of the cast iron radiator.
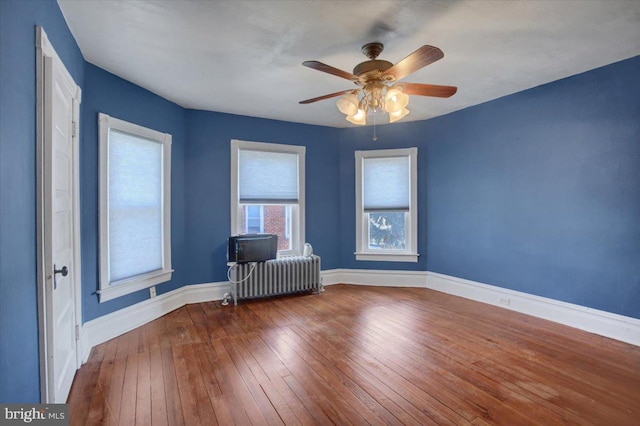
[229,255,321,305]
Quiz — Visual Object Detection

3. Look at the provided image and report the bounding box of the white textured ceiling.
[58,0,640,128]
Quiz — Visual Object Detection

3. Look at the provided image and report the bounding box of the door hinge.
[72,121,77,138]
[75,324,80,341]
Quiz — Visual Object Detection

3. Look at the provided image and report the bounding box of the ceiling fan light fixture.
[346,108,367,125]
[336,93,359,116]
[389,107,410,123]
[384,87,409,113]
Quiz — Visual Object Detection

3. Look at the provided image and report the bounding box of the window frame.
[98,113,173,302]
[355,147,419,262]
[230,139,305,256]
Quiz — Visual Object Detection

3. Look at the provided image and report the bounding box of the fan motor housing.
[353,59,393,78]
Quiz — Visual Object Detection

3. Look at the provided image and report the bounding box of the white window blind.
[363,156,410,212]
[108,129,163,281]
[239,150,299,203]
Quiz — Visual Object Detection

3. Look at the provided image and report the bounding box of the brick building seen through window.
[240,205,290,251]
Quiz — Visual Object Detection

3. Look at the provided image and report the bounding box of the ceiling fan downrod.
[361,42,384,60]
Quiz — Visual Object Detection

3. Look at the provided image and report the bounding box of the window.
[355,148,418,262]
[98,113,172,302]
[244,205,264,233]
[231,140,305,255]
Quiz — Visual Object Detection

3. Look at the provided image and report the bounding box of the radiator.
[229,255,321,305]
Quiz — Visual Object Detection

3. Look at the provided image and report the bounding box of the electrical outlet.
[499,297,510,306]
[149,286,156,298]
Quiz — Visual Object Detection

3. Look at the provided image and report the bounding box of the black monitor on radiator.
[227,234,278,264]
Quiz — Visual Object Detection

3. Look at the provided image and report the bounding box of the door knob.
[54,265,68,277]
[53,264,68,289]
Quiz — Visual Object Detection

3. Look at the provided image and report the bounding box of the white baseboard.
[320,269,343,286]
[425,271,640,347]
[80,281,229,362]
[321,268,427,287]
[321,268,640,347]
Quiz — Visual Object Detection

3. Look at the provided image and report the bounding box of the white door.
[38,27,82,403]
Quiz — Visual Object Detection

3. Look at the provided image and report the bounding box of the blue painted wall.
[80,64,187,321]
[0,0,84,403]
[183,110,341,286]
[338,56,640,319]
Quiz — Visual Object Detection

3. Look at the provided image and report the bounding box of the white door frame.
[35,26,83,403]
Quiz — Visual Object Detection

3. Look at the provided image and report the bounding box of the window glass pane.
[108,129,163,282]
[246,205,261,218]
[241,204,291,251]
[246,219,261,233]
[245,205,263,233]
[368,212,406,250]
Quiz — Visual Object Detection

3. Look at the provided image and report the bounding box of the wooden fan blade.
[299,89,356,104]
[303,61,361,82]
[395,82,457,98]
[382,45,444,81]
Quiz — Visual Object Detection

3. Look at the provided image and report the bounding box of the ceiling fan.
[300,42,457,125]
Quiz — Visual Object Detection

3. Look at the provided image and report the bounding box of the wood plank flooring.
[68,284,640,425]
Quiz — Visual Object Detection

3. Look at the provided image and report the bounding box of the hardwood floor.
[68,284,640,425]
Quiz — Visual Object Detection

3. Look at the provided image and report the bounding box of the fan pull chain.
[372,113,378,141]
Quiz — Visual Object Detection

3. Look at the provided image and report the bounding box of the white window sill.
[98,269,173,303]
[355,252,419,263]
[277,251,302,258]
